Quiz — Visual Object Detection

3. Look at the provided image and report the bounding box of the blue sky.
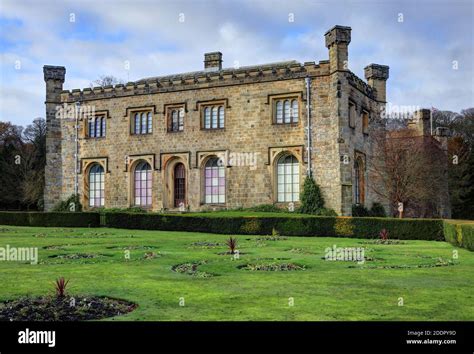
[0,0,473,127]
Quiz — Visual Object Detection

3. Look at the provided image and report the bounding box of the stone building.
[43,25,447,216]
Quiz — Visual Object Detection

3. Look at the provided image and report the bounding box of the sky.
[0,0,473,127]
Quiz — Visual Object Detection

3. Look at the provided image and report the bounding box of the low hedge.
[2,211,469,246]
[0,212,100,227]
[103,212,445,240]
[443,221,474,251]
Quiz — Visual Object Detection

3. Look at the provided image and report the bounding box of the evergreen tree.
[456,150,474,219]
[299,176,325,214]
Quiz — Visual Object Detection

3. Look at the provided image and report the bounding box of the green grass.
[0,225,473,321]
[172,210,307,217]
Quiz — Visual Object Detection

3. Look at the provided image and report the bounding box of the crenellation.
[44,25,449,217]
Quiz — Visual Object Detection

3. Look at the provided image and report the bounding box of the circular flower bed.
[190,241,222,248]
[349,258,457,269]
[106,245,156,250]
[238,262,305,271]
[0,296,136,321]
[247,236,289,241]
[49,253,98,259]
[360,239,407,245]
[172,261,213,277]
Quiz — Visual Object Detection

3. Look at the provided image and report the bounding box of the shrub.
[247,204,282,213]
[52,194,82,212]
[103,213,444,241]
[443,221,474,251]
[315,208,338,216]
[334,217,355,237]
[101,206,147,213]
[299,177,325,214]
[226,237,238,254]
[352,204,370,217]
[54,277,69,298]
[379,228,389,240]
[0,212,100,227]
[240,219,262,234]
[370,203,387,217]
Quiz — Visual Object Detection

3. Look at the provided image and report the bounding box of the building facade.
[44,25,392,215]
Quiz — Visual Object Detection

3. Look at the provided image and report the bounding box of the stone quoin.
[42,25,450,216]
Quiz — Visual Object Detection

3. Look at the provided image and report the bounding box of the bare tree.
[90,75,124,88]
[369,128,447,218]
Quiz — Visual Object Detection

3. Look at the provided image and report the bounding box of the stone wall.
[44,25,396,215]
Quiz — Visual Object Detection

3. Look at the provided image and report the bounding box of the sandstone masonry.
[42,25,450,216]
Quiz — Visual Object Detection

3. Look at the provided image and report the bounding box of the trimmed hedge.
[0,212,100,227]
[3,212,471,248]
[103,212,445,240]
[443,221,474,251]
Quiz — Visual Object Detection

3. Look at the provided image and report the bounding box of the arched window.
[218,106,225,128]
[147,112,153,133]
[283,100,291,123]
[274,98,299,124]
[174,163,186,207]
[169,109,184,132]
[134,113,140,134]
[89,164,104,207]
[291,99,298,122]
[172,110,178,131]
[354,159,365,205]
[141,113,147,134]
[101,117,106,136]
[95,117,101,136]
[204,107,211,129]
[203,105,224,129]
[89,118,95,137]
[276,101,283,124]
[211,107,218,129]
[204,157,225,204]
[277,155,300,202]
[87,116,106,138]
[134,161,152,207]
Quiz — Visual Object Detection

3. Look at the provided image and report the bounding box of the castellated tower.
[43,65,66,211]
[41,25,434,216]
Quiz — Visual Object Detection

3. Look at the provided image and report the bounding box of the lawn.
[0,225,473,321]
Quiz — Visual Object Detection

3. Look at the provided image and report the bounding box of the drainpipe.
[74,101,80,196]
[305,76,312,177]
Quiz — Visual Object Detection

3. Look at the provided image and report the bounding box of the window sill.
[272,123,300,127]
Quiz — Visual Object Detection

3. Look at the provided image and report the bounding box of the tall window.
[87,116,106,138]
[362,110,369,134]
[349,102,356,128]
[134,161,152,207]
[277,155,300,202]
[133,111,152,135]
[274,98,299,124]
[203,105,225,129]
[168,108,184,132]
[354,158,365,205]
[204,158,225,204]
[88,164,104,207]
[174,163,186,207]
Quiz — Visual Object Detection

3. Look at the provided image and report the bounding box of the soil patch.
[0,296,136,321]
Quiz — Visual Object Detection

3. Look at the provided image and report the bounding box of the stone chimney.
[43,65,66,211]
[408,109,431,136]
[364,64,389,103]
[325,25,351,73]
[204,52,223,71]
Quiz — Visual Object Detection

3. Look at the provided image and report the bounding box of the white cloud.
[0,0,472,126]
